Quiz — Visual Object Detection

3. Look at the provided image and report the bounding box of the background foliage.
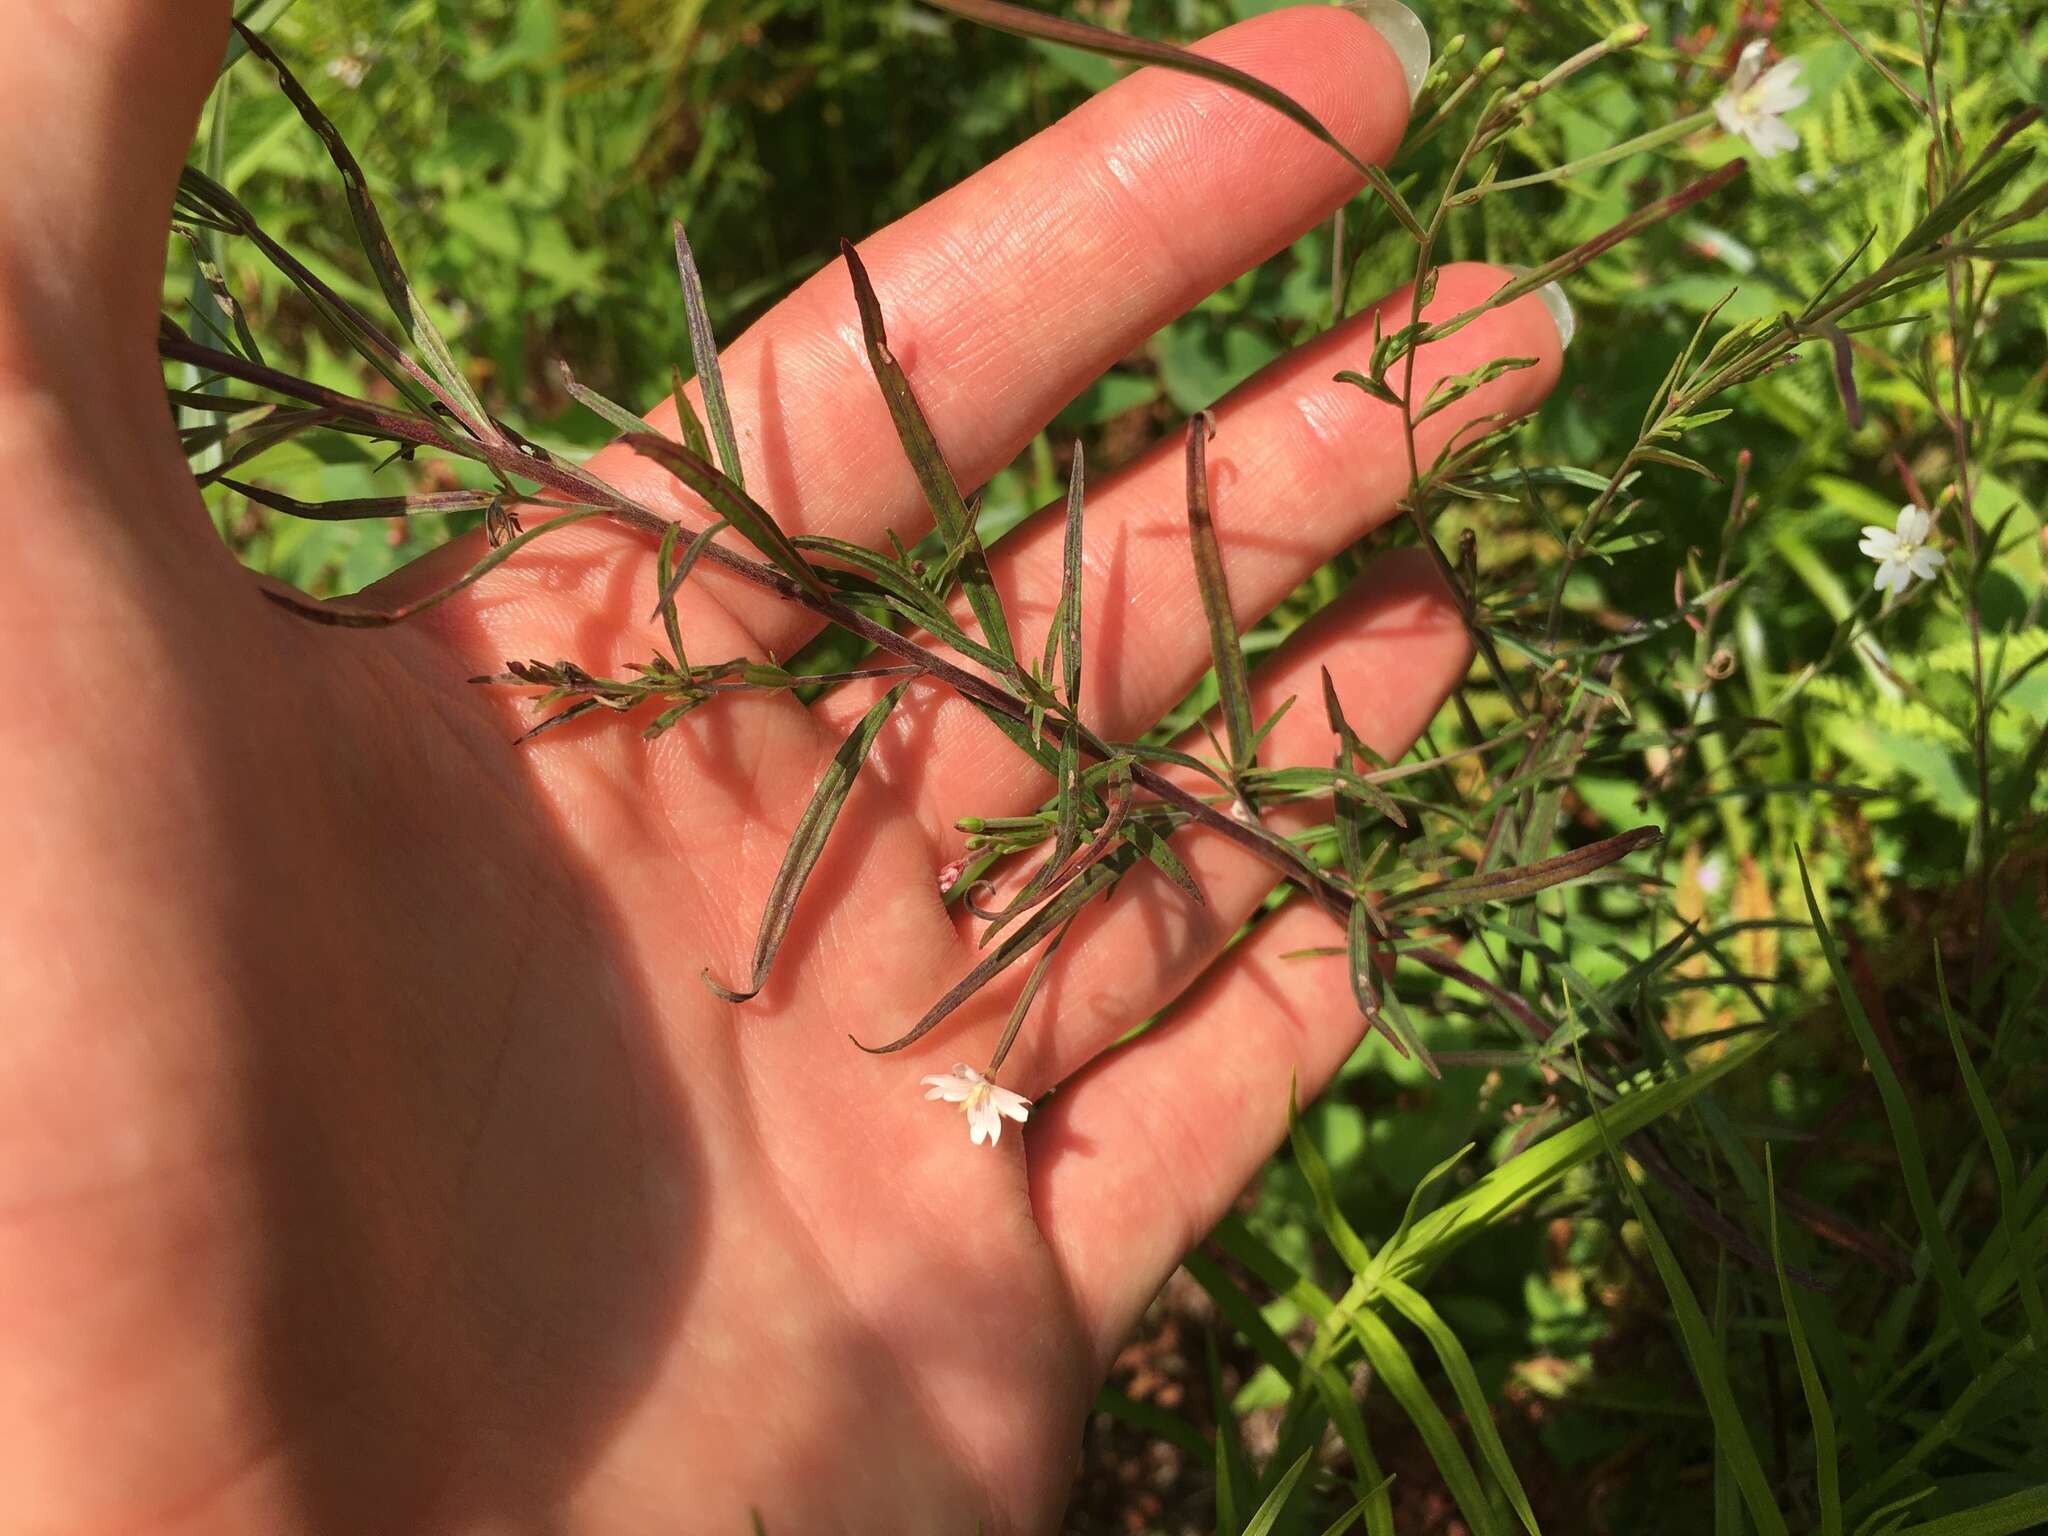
[173,0,2048,1531]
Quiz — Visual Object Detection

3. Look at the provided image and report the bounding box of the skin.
[0,4,1561,1533]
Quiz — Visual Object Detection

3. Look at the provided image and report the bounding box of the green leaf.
[1893,1485,2048,1535]
[1347,1306,1506,1536]
[1379,1033,1771,1282]
[1936,949,2048,1402]
[1766,1150,1841,1536]
[1583,1047,1791,1536]
[1286,1081,1374,1273]
[1794,850,1991,1373]
[707,683,912,1003]
[841,241,1018,671]
[1239,1447,1314,1536]
[1378,1278,1541,1534]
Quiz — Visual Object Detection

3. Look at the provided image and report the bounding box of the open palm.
[0,4,1563,1532]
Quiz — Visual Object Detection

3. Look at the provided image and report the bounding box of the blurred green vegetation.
[176,0,2048,1530]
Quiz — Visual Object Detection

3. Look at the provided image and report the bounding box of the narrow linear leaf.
[1052,444,1086,707]
[841,240,1017,669]
[1346,1307,1506,1536]
[1286,1080,1374,1273]
[649,518,727,636]
[669,365,714,463]
[854,860,1117,1054]
[1379,1278,1542,1535]
[1239,1447,1314,1536]
[707,682,912,1003]
[561,363,659,439]
[1585,1057,1791,1536]
[1935,949,2048,1388]
[623,433,828,599]
[1894,1485,2048,1536]
[216,480,509,522]
[1185,412,1257,776]
[232,22,496,443]
[672,220,746,488]
[1766,1150,1841,1536]
[260,508,602,628]
[1381,825,1662,914]
[1794,849,1990,1373]
[917,0,1373,180]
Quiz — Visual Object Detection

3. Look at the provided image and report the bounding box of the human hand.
[0,4,1563,1531]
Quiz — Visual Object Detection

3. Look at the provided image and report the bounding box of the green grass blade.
[1767,1150,1842,1536]
[1240,1447,1314,1536]
[1285,1082,1375,1273]
[1794,849,1991,1373]
[1584,1053,1791,1536]
[1382,1033,1771,1282]
[706,682,911,1003]
[1346,1306,1506,1536]
[1935,948,2048,1378]
[1893,1484,2048,1535]
[1379,1277,1542,1535]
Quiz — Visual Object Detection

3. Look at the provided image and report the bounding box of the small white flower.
[920,1063,1031,1148]
[1715,39,1809,159]
[1858,505,1947,596]
[1696,856,1726,897]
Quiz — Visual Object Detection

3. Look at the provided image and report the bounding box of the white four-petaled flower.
[1859,505,1947,596]
[1715,39,1809,159]
[921,1063,1031,1148]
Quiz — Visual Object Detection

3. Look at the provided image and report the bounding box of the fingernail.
[1342,0,1431,106]
[1505,264,1577,352]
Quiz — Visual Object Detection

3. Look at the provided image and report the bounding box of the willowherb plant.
[171,1,2048,1528]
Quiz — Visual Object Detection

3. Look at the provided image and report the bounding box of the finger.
[2,4,232,394]
[1026,897,1362,1366]
[820,262,1561,837]
[558,4,1416,653]
[978,546,1468,1099]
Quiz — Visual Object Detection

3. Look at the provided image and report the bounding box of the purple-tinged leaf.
[842,240,1018,672]
[706,681,913,1004]
[1185,412,1257,777]
[623,432,829,600]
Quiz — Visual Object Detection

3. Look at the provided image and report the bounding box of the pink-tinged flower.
[920,1063,1031,1148]
[1715,40,1809,159]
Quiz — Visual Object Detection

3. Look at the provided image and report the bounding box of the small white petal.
[1896,505,1932,543]
[991,1087,1032,1123]
[1731,39,1769,93]
[1715,96,1751,138]
[1908,548,1946,582]
[1753,62,1808,113]
[1746,115,1801,158]
[1860,527,1900,560]
[969,1096,1001,1146]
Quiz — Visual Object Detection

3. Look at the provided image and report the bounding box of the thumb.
[0,3,234,395]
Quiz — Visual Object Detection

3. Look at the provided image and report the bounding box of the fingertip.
[1162,4,1415,179]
